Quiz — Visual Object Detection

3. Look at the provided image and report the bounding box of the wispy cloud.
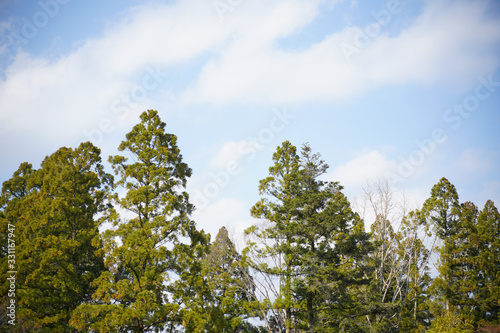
[328,150,398,190]
[0,0,499,202]
[182,0,500,105]
[2,0,499,148]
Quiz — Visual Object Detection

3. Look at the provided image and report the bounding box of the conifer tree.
[245,141,372,333]
[178,226,259,332]
[0,142,111,332]
[245,141,300,333]
[451,202,480,318]
[472,200,500,325]
[0,162,37,331]
[423,177,462,315]
[71,110,208,332]
[421,179,500,328]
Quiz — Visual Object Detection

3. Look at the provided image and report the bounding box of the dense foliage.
[1,110,498,332]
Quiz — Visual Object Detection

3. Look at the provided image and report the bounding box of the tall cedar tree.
[0,163,35,330]
[245,141,372,333]
[423,177,461,316]
[70,110,208,332]
[245,141,300,333]
[0,143,111,332]
[424,178,500,328]
[178,226,260,332]
[475,200,500,325]
[435,199,500,327]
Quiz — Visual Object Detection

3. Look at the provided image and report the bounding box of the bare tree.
[360,179,434,331]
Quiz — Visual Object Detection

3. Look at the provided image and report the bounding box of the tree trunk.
[307,293,315,333]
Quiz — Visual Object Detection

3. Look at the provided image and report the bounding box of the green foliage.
[1,115,498,332]
[246,141,373,332]
[423,178,462,315]
[366,209,432,333]
[423,177,461,239]
[245,141,300,332]
[427,311,475,333]
[474,200,500,324]
[0,142,111,332]
[70,110,208,332]
[178,226,260,332]
[425,178,500,329]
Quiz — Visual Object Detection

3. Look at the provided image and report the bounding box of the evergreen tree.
[70,110,208,332]
[0,142,111,332]
[423,177,462,315]
[245,141,372,333]
[451,202,480,320]
[427,311,475,333]
[423,179,497,329]
[0,162,37,331]
[245,141,301,333]
[422,177,461,238]
[474,200,500,325]
[179,226,260,332]
[294,144,372,333]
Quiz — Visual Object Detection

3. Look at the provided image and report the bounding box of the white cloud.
[328,149,445,223]
[0,1,228,140]
[328,150,398,190]
[0,0,326,153]
[1,0,499,177]
[181,0,500,105]
[359,0,500,88]
[186,140,252,207]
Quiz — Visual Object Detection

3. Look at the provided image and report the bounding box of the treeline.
[0,110,498,332]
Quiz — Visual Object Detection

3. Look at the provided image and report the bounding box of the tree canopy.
[1,110,498,333]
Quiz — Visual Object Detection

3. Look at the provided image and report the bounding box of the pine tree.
[451,202,480,319]
[294,144,372,333]
[423,177,461,240]
[70,110,208,332]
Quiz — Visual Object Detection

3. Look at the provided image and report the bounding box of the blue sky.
[1,0,499,240]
